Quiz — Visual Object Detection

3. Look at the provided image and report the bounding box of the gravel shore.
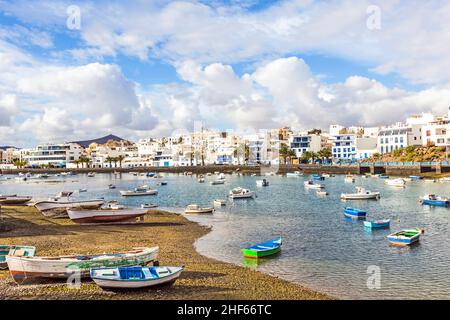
[0,206,330,300]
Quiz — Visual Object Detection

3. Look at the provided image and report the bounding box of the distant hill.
[72,134,128,148]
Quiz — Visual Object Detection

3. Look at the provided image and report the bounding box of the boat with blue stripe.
[419,194,450,207]
[387,228,422,246]
[311,174,325,181]
[241,237,282,259]
[344,207,367,219]
[363,219,390,229]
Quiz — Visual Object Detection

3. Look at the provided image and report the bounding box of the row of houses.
[2,108,450,169]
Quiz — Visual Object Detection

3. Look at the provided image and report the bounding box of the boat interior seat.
[119,266,145,280]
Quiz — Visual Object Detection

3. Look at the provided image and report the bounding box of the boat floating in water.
[316,190,328,196]
[419,194,450,207]
[184,204,214,214]
[213,199,227,206]
[409,175,424,181]
[364,219,391,229]
[108,184,116,189]
[387,228,423,246]
[67,202,148,225]
[286,171,302,177]
[0,246,36,270]
[87,172,95,177]
[242,237,282,259]
[343,207,367,219]
[5,247,159,283]
[256,179,269,187]
[385,178,406,187]
[311,174,325,181]
[304,181,324,189]
[141,203,158,209]
[210,180,225,185]
[341,187,380,200]
[90,265,184,290]
[344,175,355,183]
[120,187,158,196]
[229,187,254,199]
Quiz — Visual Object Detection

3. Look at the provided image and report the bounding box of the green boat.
[241,237,282,259]
[0,245,36,270]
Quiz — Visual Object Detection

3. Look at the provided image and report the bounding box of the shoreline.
[0,206,331,300]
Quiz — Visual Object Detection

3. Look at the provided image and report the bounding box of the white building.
[421,108,450,147]
[332,134,356,161]
[22,143,83,168]
[355,137,378,160]
[289,133,322,158]
[329,124,345,136]
[377,123,422,154]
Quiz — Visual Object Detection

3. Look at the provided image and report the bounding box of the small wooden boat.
[210,180,225,185]
[213,199,226,206]
[385,178,406,187]
[156,181,167,186]
[90,266,184,289]
[311,174,325,181]
[363,219,390,229]
[387,228,422,246]
[322,173,334,178]
[286,171,302,177]
[304,181,324,189]
[341,187,380,200]
[6,247,159,282]
[141,203,158,209]
[0,246,36,270]
[34,193,104,215]
[419,194,450,207]
[242,237,282,259]
[0,196,32,205]
[120,187,158,196]
[344,207,367,219]
[184,204,214,214]
[256,179,269,187]
[344,175,355,183]
[67,203,148,225]
[229,187,254,199]
[316,190,328,196]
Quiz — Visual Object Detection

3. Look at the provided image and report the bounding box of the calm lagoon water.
[1,172,450,299]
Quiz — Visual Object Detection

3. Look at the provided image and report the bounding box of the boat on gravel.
[0,246,36,270]
[0,195,32,205]
[242,237,282,259]
[34,192,104,216]
[90,265,184,290]
[184,204,214,214]
[6,247,159,283]
[67,202,148,225]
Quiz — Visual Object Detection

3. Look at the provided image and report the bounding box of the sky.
[2,0,450,147]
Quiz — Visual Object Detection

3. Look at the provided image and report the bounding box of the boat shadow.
[242,252,281,268]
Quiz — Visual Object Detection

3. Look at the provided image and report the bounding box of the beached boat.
[311,174,325,181]
[363,219,391,229]
[344,207,367,219]
[141,203,158,209]
[120,187,158,196]
[6,247,159,282]
[0,246,36,270]
[344,175,355,183]
[387,228,422,246]
[242,237,282,259]
[229,187,254,199]
[34,192,104,215]
[67,203,148,225]
[385,178,406,187]
[0,196,32,205]
[213,199,226,206]
[303,180,324,189]
[286,171,302,177]
[184,204,214,214]
[90,265,184,289]
[419,194,450,207]
[210,180,225,185]
[341,187,380,200]
[316,190,328,196]
[256,179,269,187]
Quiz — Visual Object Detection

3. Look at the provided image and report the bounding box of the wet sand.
[0,206,330,300]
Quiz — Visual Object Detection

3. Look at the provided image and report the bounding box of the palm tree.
[117,155,125,168]
[287,149,297,164]
[302,151,314,163]
[13,160,28,169]
[279,145,289,165]
[72,159,81,169]
[244,143,250,165]
[79,156,90,168]
[106,156,113,168]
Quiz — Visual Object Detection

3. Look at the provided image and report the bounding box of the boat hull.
[120,190,158,196]
[341,193,379,200]
[387,235,420,246]
[34,200,104,214]
[0,196,32,205]
[0,246,36,270]
[421,199,450,207]
[67,208,148,224]
[242,247,281,259]
[363,220,390,229]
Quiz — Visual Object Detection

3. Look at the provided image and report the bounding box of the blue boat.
[378,175,389,179]
[146,172,156,177]
[387,228,422,246]
[363,219,390,229]
[242,237,282,259]
[409,175,424,180]
[311,174,325,181]
[344,207,367,219]
[420,194,450,207]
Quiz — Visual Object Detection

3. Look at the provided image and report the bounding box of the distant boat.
[419,194,450,207]
[256,179,269,187]
[184,204,214,214]
[322,173,334,178]
[344,207,367,219]
[146,172,156,177]
[210,180,225,185]
[439,177,450,182]
[141,203,158,209]
[108,184,116,189]
[90,266,184,290]
[6,247,159,283]
[378,174,389,179]
[341,187,380,200]
[213,199,226,206]
[0,246,36,270]
[198,178,205,183]
[316,190,328,196]
[229,187,254,199]
[344,175,355,183]
[78,188,87,193]
[304,180,324,189]
[120,187,158,196]
[87,172,95,177]
[286,171,302,177]
[409,175,424,181]
[0,196,32,205]
[311,174,324,181]
[385,178,406,187]
[387,228,422,246]
[364,219,391,229]
[67,203,148,225]
[242,237,282,259]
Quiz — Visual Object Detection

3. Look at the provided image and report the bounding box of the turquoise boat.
[387,228,422,246]
[363,219,390,229]
[0,245,36,270]
[241,237,282,259]
[344,207,367,219]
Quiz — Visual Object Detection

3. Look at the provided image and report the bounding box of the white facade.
[22,143,83,167]
[329,124,345,136]
[289,133,322,157]
[332,134,356,161]
[355,137,378,159]
[377,123,422,154]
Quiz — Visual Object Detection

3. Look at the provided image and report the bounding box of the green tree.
[117,155,125,168]
[279,144,289,165]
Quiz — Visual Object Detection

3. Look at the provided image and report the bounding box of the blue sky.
[1,0,450,147]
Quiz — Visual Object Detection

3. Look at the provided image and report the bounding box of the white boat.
[229,187,254,199]
[341,187,380,200]
[265,172,276,176]
[87,172,95,177]
[6,247,159,282]
[256,179,269,187]
[439,177,450,182]
[184,204,214,214]
[120,187,158,196]
[303,181,324,189]
[67,203,148,225]
[316,191,328,196]
[385,178,406,187]
[78,188,87,193]
[344,175,355,183]
[0,195,32,205]
[286,171,302,177]
[211,180,225,185]
[213,199,227,206]
[90,266,183,289]
[34,192,104,215]
[218,173,225,179]
[141,203,158,209]
[198,178,205,183]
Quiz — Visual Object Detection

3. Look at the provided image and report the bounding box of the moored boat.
[311,174,324,181]
[87,172,95,177]
[0,246,36,270]
[67,203,148,225]
[213,199,226,206]
[210,180,225,185]
[256,179,269,187]
[184,204,214,214]
[387,228,423,246]
[363,219,390,229]
[141,203,158,209]
[419,194,450,207]
[242,237,282,259]
[120,187,158,196]
[341,187,380,200]
[303,180,324,189]
[229,187,254,199]
[385,178,406,187]
[344,175,355,183]
[286,171,302,177]
[90,265,184,289]
[108,184,116,189]
[343,207,367,219]
[6,247,159,282]
[316,190,328,196]
[409,175,424,181]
